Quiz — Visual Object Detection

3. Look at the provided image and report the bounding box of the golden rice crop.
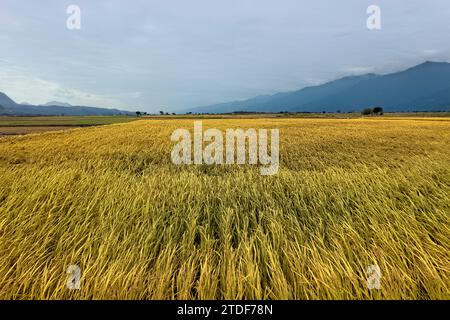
[0,117,449,299]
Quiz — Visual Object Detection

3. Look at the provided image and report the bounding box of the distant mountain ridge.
[40,101,73,108]
[187,61,450,113]
[0,93,133,116]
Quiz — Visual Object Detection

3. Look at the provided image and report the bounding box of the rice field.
[0,115,137,126]
[0,117,449,299]
[0,116,138,137]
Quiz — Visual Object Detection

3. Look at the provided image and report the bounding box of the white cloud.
[423,49,440,55]
[341,66,375,75]
[0,65,129,108]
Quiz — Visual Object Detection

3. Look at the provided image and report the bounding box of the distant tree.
[373,107,383,115]
[187,112,192,115]
[165,112,169,115]
[159,111,164,115]
[337,109,341,113]
[362,108,373,115]
[172,112,176,115]
[136,111,141,117]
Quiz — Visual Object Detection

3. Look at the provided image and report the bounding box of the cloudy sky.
[1,0,449,112]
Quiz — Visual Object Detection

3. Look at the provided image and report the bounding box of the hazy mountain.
[40,101,72,107]
[0,92,18,108]
[0,93,133,116]
[187,61,450,113]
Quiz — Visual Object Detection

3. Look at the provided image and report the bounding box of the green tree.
[373,107,383,115]
[362,108,373,115]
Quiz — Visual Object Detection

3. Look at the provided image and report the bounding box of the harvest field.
[0,117,449,299]
[0,115,137,126]
[0,116,137,136]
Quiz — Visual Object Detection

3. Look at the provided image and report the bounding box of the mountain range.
[187,61,450,113]
[39,101,73,108]
[2,61,449,115]
[0,94,133,116]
